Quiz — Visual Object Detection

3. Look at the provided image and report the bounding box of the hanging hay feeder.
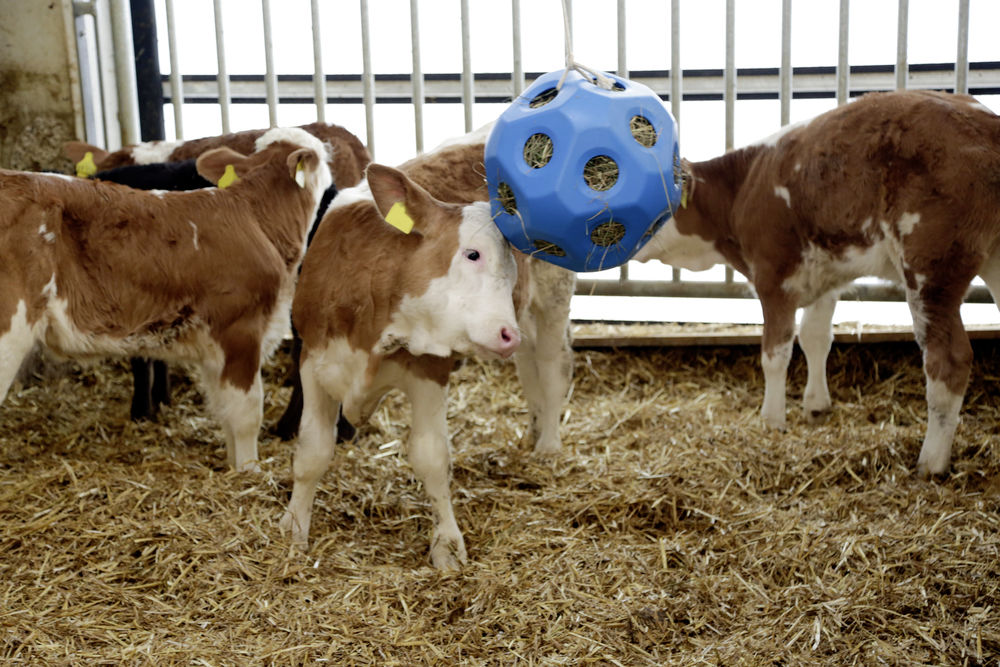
[485,69,683,272]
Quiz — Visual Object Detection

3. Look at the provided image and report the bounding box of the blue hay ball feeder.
[485,69,683,273]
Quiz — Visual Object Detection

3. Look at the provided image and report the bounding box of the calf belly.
[38,296,212,364]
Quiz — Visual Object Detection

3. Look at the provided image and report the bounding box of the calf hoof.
[804,406,832,425]
[236,459,261,473]
[278,511,309,548]
[762,413,787,431]
[429,535,467,570]
[532,437,561,457]
[916,457,950,479]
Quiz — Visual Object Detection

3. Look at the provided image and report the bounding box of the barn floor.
[1,337,999,665]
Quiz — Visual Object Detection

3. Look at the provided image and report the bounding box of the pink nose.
[496,326,521,358]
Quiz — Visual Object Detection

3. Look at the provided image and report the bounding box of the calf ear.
[366,163,440,236]
[64,141,110,176]
[287,148,320,188]
[196,147,250,186]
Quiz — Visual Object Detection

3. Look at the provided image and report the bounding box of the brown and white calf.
[634,90,1000,476]
[0,127,333,471]
[280,129,575,568]
[66,123,369,424]
[65,121,370,192]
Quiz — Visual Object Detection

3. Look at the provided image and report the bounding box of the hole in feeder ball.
[583,155,618,191]
[523,134,554,169]
[533,239,566,257]
[529,88,559,108]
[630,116,657,147]
[496,182,517,215]
[590,221,627,247]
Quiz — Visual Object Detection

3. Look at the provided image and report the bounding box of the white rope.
[557,0,616,91]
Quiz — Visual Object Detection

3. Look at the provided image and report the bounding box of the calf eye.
[464,249,481,262]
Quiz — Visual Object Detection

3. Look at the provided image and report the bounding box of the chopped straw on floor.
[1,335,999,664]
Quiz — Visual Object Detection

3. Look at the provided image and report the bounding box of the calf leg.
[759,293,798,429]
[906,286,972,477]
[129,357,155,421]
[151,360,171,409]
[216,375,264,472]
[272,333,306,440]
[514,265,574,455]
[272,333,355,442]
[280,357,340,548]
[131,358,171,421]
[401,375,466,569]
[199,351,263,472]
[0,301,37,404]
[798,291,838,421]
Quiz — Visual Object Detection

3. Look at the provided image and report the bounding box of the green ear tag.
[218,164,239,189]
[76,151,97,178]
[385,201,414,234]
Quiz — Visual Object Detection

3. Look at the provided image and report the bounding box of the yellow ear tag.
[680,175,689,209]
[295,160,306,188]
[385,201,414,234]
[218,164,239,189]
[76,151,97,178]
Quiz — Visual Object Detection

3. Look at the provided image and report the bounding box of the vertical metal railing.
[212,0,230,133]
[896,0,909,91]
[956,0,970,94]
[359,0,375,158]
[780,0,792,127]
[724,0,735,152]
[669,0,681,284]
[459,0,473,133]
[669,0,680,123]
[617,0,629,282]
[722,0,736,286]
[261,0,278,128]
[511,0,524,99]
[409,0,424,153]
[310,0,326,124]
[163,0,184,139]
[837,0,849,105]
[109,0,140,144]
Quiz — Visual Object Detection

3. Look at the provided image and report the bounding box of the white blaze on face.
[377,201,520,359]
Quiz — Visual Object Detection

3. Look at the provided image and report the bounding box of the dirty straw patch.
[1,340,1000,664]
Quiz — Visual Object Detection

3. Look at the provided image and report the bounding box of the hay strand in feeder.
[630,115,658,147]
[496,182,517,215]
[590,220,627,247]
[532,239,566,256]
[523,133,554,169]
[583,154,619,191]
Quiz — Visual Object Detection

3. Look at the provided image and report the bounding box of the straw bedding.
[1,334,999,665]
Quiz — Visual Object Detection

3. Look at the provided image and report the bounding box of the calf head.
[196,127,333,210]
[366,163,521,360]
